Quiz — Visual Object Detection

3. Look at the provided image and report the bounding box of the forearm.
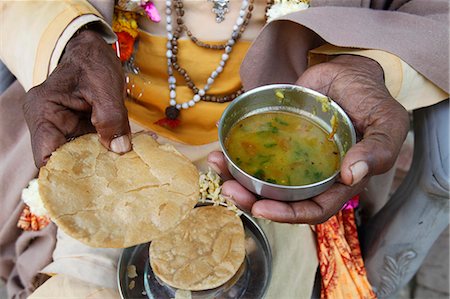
[0,0,115,91]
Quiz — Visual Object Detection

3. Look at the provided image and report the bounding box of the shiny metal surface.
[118,205,272,299]
[218,84,356,201]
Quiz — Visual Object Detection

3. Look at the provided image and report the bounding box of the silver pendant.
[208,0,230,23]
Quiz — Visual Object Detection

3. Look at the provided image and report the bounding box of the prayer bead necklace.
[164,0,254,119]
[177,0,254,50]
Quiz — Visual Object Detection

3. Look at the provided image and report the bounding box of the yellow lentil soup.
[225,112,340,186]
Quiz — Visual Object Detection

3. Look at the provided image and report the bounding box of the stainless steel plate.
[118,209,272,299]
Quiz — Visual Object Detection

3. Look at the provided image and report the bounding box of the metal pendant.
[208,0,230,23]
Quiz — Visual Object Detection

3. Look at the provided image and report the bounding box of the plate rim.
[117,201,272,299]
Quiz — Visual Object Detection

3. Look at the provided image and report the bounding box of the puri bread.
[38,133,199,248]
[149,205,245,291]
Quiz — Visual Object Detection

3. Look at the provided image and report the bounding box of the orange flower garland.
[17,205,50,231]
[112,31,136,62]
[112,2,160,62]
[112,10,140,62]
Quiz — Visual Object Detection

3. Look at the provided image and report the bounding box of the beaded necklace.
[161,0,255,124]
[112,0,310,128]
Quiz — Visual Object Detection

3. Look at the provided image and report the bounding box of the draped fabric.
[6,0,447,297]
[317,196,377,299]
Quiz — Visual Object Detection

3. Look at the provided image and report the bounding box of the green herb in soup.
[225,112,340,186]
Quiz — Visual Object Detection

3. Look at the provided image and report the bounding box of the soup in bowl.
[218,84,356,201]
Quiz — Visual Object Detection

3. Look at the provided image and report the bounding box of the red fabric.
[316,196,377,299]
[112,31,135,62]
[154,117,181,129]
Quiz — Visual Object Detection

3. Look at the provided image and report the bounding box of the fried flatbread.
[38,133,199,248]
[149,205,245,291]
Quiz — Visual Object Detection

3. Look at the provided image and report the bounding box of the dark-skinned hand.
[208,55,410,224]
[24,29,131,168]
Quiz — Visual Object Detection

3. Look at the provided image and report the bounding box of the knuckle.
[380,149,397,171]
[307,214,331,225]
[317,214,332,224]
[92,109,128,134]
[303,63,329,79]
[310,214,331,225]
[95,110,125,125]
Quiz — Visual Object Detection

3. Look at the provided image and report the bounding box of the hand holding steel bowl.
[218,84,356,201]
[211,55,409,224]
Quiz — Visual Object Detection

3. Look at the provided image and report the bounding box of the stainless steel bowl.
[218,84,356,201]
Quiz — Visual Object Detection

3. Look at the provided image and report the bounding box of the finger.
[55,94,92,112]
[339,103,409,185]
[339,139,385,186]
[24,95,95,168]
[295,64,333,96]
[79,87,131,153]
[296,55,385,96]
[296,62,409,186]
[296,69,365,186]
[207,151,233,180]
[43,100,95,138]
[23,88,66,167]
[222,180,257,212]
[29,121,67,168]
[79,84,131,153]
[252,181,365,224]
[87,99,131,153]
[76,55,131,154]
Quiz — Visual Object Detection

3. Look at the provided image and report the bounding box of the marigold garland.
[112,10,140,61]
[112,31,136,62]
[17,205,50,231]
[113,10,139,38]
[112,2,160,62]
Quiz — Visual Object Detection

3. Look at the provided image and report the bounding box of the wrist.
[61,28,107,64]
[66,28,104,50]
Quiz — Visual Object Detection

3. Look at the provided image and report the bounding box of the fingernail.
[253,213,266,220]
[143,131,158,140]
[110,135,131,154]
[221,193,235,203]
[350,161,369,186]
[207,162,221,176]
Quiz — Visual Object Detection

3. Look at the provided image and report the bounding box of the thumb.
[68,30,132,154]
[340,118,407,186]
[296,60,409,186]
[90,101,132,154]
[339,140,384,187]
[79,74,131,154]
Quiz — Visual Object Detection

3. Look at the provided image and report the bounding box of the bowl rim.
[218,83,357,190]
